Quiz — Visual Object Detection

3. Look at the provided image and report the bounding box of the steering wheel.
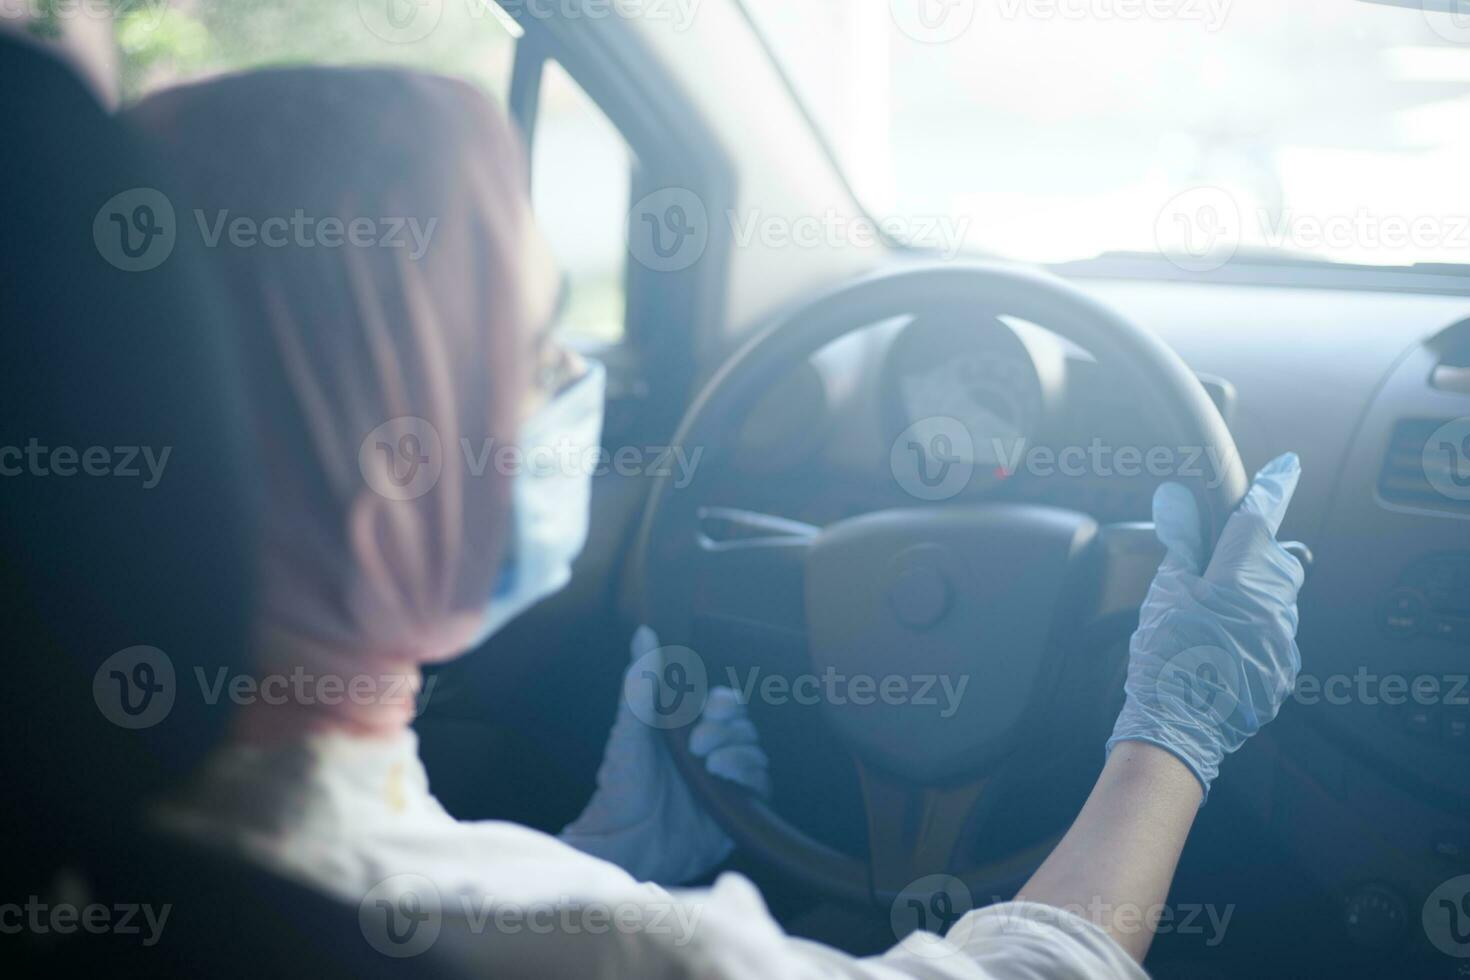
[632,263,1247,909]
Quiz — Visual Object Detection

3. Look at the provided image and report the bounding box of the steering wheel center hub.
[805,504,1098,782]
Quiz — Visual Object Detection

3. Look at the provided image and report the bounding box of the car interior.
[4,0,1470,977]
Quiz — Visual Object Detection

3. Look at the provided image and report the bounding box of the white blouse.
[157,728,1148,980]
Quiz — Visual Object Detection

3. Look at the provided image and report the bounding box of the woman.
[132,67,1304,978]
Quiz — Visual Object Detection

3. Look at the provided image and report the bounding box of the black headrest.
[0,36,256,889]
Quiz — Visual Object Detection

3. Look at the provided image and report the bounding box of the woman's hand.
[558,626,770,885]
[1107,452,1307,799]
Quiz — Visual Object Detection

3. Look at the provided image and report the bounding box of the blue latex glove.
[1107,453,1306,801]
[558,626,771,885]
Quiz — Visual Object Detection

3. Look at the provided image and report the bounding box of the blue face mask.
[474,360,606,643]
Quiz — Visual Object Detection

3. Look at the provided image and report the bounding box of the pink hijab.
[130,68,559,740]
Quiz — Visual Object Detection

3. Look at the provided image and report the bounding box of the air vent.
[1379,419,1470,517]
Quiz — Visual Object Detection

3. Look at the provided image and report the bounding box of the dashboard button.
[1404,705,1437,737]
[1433,831,1470,862]
[1382,588,1427,637]
[1342,884,1407,951]
[1429,616,1469,644]
[1444,711,1469,747]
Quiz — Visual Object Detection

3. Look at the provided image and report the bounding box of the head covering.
[128,67,559,740]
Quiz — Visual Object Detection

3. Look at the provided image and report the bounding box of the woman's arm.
[1015,453,1306,963]
[1015,741,1201,961]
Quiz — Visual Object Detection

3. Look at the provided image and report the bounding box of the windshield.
[741,0,1470,269]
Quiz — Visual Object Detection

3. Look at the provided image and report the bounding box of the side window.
[530,60,632,348]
